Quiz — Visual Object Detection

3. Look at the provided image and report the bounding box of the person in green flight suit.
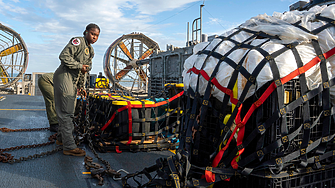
[38,73,59,132]
[54,23,100,156]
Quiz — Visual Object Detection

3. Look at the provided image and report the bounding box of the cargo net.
[122,5,335,188]
[77,84,184,153]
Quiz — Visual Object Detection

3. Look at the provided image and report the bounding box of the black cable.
[203,7,227,30]
[139,0,202,31]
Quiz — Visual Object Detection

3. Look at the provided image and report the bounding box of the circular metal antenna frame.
[0,23,29,89]
[103,33,159,93]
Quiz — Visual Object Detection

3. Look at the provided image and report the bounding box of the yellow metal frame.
[0,44,22,57]
[90,94,155,106]
[95,77,110,88]
[164,83,184,88]
[0,65,8,84]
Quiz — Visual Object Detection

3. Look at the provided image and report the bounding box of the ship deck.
[0,94,173,188]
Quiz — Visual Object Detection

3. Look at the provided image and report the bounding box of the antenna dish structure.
[0,24,28,89]
[103,33,159,93]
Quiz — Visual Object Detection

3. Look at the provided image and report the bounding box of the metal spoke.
[110,55,129,65]
[118,41,133,60]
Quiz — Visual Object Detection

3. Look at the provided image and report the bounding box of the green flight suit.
[54,37,93,150]
[38,73,58,125]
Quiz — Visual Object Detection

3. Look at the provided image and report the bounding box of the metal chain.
[84,95,117,175]
[74,85,92,146]
[74,96,85,146]
[1,74,93,165]
[87,137,112,171]
[85,86,91,130]
[84,73,91,132]
[82,75,114,173]
[0,127,49,132]
[87,135,121,178]
[78,74,122,185]
[0,131,62,164]
[74,74,91,145]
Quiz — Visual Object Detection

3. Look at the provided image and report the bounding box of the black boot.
[50,124,59,132]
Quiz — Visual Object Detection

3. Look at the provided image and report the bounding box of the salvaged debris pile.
[180,4,335,187]
[122,5,335,188]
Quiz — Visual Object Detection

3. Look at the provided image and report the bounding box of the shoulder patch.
[72,38,80,46]
[85,48,89,55]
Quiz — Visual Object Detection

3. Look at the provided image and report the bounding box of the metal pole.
[187,22,189,47]
[196,21,198,42]
[200,4,204,42]
[192,20,194,42]
[114,47,117,90]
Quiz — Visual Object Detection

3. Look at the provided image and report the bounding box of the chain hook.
[113,169,129,181]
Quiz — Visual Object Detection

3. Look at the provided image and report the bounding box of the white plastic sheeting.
[183,5,335,103]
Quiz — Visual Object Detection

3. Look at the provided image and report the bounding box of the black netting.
[79,85,184,153]
[122,5,335,188]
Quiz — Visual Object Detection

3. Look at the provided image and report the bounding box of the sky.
[0,0,300,75]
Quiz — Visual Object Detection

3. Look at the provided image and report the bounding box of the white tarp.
[183,4,335,103]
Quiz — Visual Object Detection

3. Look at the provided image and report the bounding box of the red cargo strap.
[235,105,244,147]
[200,69,210,81]
[126,101,133,145]
[212,78,238,105]
[188,67,238,105]
[115,146,122,153]
[231,105,246,169]
[101,105,128,131]
[187,67,200,74]
[154,91,184,107]
[205,169,215,183]
[211,114,240,168]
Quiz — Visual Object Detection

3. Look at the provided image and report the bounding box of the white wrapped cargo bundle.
[177,4,335,185]
[183,4,335,102]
